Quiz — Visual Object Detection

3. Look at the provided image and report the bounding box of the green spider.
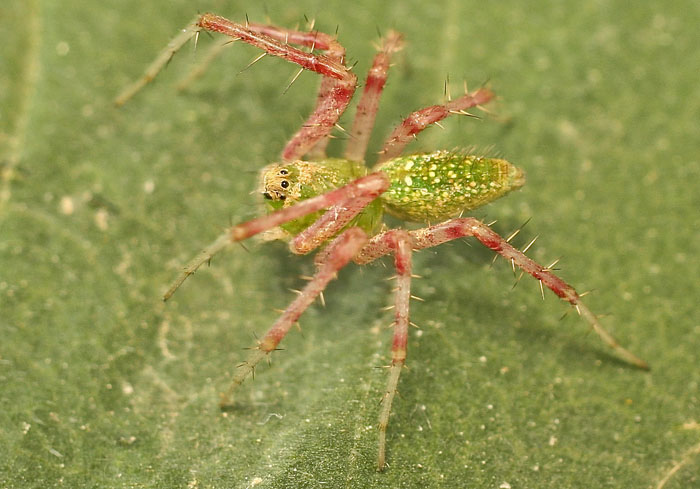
[116,13,648,471]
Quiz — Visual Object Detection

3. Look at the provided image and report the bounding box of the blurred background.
[1,0,698,487]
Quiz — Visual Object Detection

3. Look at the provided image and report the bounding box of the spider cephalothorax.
[116,13,647,471]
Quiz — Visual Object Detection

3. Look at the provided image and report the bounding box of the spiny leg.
[305,77,339,159]
[198,14,357,161]
[376,86,494,164]
[290,174,390,255]
[219,227,368,407]
[357,217,649,370]
[114,15,202,107]
[246,23,352,160]
[344,31,404,162]
[421,218,649,368]
[197,20,349,159]
[163,172,389,301]
[116,14,348,97]
[115,13,357,161]
[174,20,351,93]
[357,230,413,471]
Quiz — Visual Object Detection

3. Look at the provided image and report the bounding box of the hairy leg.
[344,31,404,163]
[376,87,494,164]
[360,230,413,470]
[235,19,356,160]
[163,172,389,300]
[305,77,338,159]
[219,227,368,407]
[356,217,649,370]
[115,13,357,160]
[174,20,347,91]
[114,15,202,107]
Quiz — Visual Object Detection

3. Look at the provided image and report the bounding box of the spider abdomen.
[376,150,525,222]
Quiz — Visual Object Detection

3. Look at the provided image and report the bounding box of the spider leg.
[356,217,649,370]
[354,230,413,470]
[305,77,339,159]
[115,14,357,161]
[219,227,368,407]
[114,15,202,107]
[376,87,494,164]
[232,20,355,160]
[163,172,389,300]
[344,31,404,163]
[216,172,393,406]
[354,218,648,469]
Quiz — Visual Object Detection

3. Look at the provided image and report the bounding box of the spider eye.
[279,169,289,175]
[280,180,289,188]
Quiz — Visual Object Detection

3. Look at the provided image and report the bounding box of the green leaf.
[2,0,698,487]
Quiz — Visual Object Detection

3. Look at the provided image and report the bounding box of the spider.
[116,13,648,471]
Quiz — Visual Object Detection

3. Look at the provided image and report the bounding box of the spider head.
[262,167,291,201]
[259,159,359,215]
[259,163,306,211]
[258,161,334,237]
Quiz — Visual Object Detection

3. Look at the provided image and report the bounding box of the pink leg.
[359,230,413,470]
[175,21,347,94]
[219,227,368,406]
[289,174,390,254]
[115,14,357,160]
[356,218,649,370]
[198,14,357,161]
[305,77,337,159]
[163,172,389,300]
[237,171,389,250]
[344,31,405,162]
[241,22,351,159]
[245,23,342,51]
[376,87,494,164]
